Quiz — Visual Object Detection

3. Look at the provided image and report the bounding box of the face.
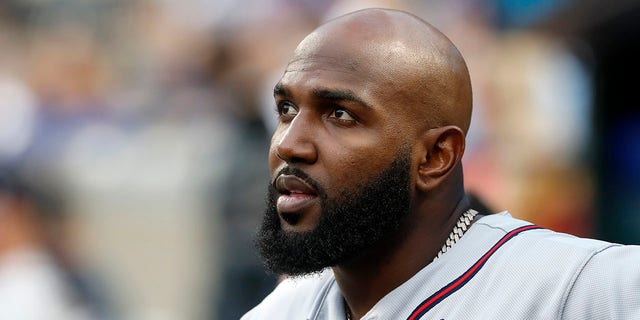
[269,36,417,228]
[256,32,420,275]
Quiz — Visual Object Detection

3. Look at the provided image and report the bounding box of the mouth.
[274,174,319,218]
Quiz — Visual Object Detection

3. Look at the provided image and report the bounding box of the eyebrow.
[273,83,372,109]
[312,88,372,109]
[273,82,287,97]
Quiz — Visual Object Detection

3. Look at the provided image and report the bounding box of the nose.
[273,115,318,164]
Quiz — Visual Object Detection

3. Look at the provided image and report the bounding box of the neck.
[334,195,470,319]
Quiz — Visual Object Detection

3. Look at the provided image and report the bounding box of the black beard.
[256,150,412,276]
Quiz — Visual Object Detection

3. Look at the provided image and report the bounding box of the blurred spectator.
[0,169,107,320]
[214,115,275,320]
[0,77,36,165]
[208,8,318,317]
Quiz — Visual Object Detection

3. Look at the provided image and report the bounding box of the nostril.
[289,156,309,164]
[276,150,288,162]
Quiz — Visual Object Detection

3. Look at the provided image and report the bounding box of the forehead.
[291,28,384,73]
[285,53,361,74]
[281,58,362,88]
[276,43,387,102]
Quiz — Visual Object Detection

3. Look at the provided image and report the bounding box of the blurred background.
[0,0,638,319]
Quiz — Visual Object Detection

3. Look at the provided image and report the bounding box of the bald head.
[289,8,472,134]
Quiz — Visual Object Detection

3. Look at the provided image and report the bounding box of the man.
[243,8,640,320]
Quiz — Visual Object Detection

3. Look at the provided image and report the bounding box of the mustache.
[273,166,324,196]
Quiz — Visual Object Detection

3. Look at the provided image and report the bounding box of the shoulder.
[561,244,640,319]
[473,213,640,318]
[474,212,614,254]
[472,213,626,275]
[241,269,335,320]
[458,213,619,291]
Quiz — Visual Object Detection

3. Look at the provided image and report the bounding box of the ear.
[415,126,466,192]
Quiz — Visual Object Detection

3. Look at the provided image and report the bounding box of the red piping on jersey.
[407,224,542,320]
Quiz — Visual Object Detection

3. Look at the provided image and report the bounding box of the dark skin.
[270,9,473,319]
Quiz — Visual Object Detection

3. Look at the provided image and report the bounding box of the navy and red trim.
[406,224,542,320]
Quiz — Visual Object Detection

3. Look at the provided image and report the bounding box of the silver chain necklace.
[433,209,478,262]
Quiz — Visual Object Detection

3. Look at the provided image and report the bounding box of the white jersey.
[242,212,640,319]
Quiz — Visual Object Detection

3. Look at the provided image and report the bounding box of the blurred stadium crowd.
[0,0,638,319]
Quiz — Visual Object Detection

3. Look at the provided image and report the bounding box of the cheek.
[327,134,415,191]
[321,145,390,188]
[336,133,404,170]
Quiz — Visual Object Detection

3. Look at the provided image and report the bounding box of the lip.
[274,174,318,214]
[275,174,317,195]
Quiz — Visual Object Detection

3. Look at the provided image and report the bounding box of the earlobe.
[415,126,465,192]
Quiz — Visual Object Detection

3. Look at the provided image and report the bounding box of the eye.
[278,102,298,117]
[329,107,355,121]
